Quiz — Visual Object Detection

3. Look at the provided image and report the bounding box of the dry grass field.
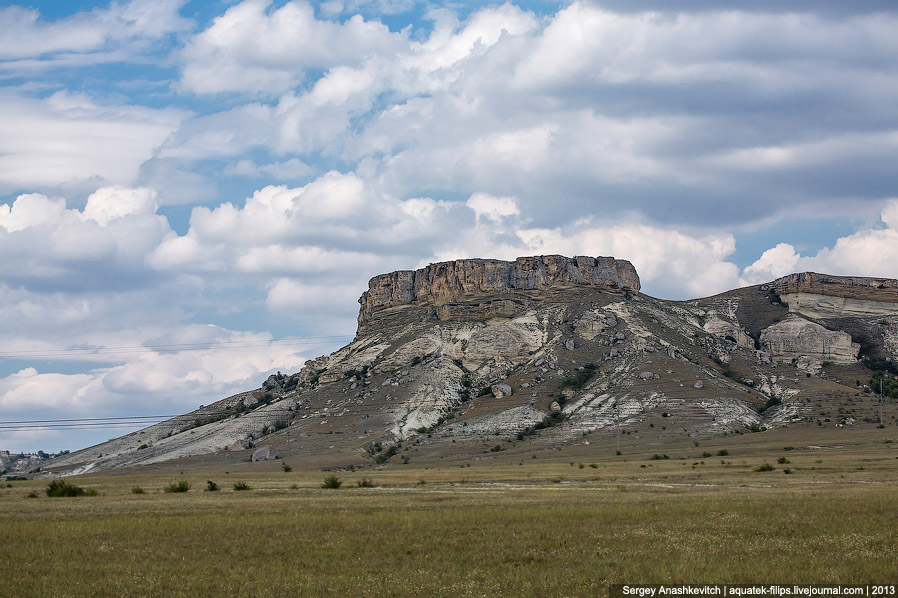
[2,426,897,597]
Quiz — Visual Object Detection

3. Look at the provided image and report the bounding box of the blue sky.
[2,0,898,453]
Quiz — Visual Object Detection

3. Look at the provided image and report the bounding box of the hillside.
[40,255,898,477]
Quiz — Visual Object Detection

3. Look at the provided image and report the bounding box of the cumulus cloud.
[741,199,898,283]
[179,0,404,96]
[0,188,172,292]
[165,2,898,229]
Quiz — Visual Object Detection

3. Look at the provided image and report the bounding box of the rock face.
[251,446,277,462]
[772,272,898,301]
[760,315,860,365]
[772,272,898,319]
[358,255,639,332]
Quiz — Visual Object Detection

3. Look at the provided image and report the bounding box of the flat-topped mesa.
[357,255,640,332]
[771,272,898,302]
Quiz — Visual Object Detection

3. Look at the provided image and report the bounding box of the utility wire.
[0,335,353,359]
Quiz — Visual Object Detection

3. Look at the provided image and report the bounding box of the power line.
[0,335,353,359]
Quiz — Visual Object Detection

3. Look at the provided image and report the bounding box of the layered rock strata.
[358,255,639,333]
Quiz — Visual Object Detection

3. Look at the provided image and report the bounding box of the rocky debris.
[564,339,575,351]
[298,355,329,384]
[573,310,608,340]
[491,383,513,398]
[251,446,276,461]
[550,401,561,413]
[702,312,755,348]
[638,371,660,380]
[693,380,704,390]
[228,439,252,451]
[379,337,441,370]
[243,395,259,408]
[760,315,860,365]
[358,255,640,331]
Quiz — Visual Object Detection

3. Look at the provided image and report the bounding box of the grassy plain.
[2,427,897,597]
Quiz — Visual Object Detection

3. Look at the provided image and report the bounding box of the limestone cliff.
[358,255,639,333]
[771,272,898,319]
[760,315,860,365]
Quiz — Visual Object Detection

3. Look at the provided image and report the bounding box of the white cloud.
[740,243,801,284]
[179,0,403,96]
[466,193,520,222]
[0,189,172,292]
[0,0,190,62]
[0,327,320,416]
[741,199,898,283]
[82,187,158,226]
[0,91,186,193]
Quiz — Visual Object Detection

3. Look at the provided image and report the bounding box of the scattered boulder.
[228,439,252,451]
[564,339,575,351]
[693,380,704,390]
[492,383,513,398]
[550,401,561,413]
[251,446,277,462]
[638,371,660,380]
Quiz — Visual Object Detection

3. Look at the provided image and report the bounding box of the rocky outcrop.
[777,293,898,320]
[358,255,639,333]
[772,272,898,304]
[760,315,860,365]
[251,446,277,462]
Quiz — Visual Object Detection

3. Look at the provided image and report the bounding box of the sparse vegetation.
[46,480,97,497]
[754,463,775,472]
[281,462,293,472]
[163,480,191,493]
[131,486,145,494]
[559,363,598,391]
[205,480,219,492]
[321,475,342,489]
[233,481,251,491]
[356,478,374,488]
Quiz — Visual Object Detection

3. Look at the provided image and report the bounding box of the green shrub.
[357,478,374,488]
[205,480,219,492]
[46,479,96,497]
[131,486,145,494]
[26,491,39,499]
[163,480,191,493]
[233,481,251,491]
[322,475,342,489]
[777,457,791,464]
[281,462,293,472]
[560,363,598,391]
[716,449,729,456]
[754,462,775,472]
